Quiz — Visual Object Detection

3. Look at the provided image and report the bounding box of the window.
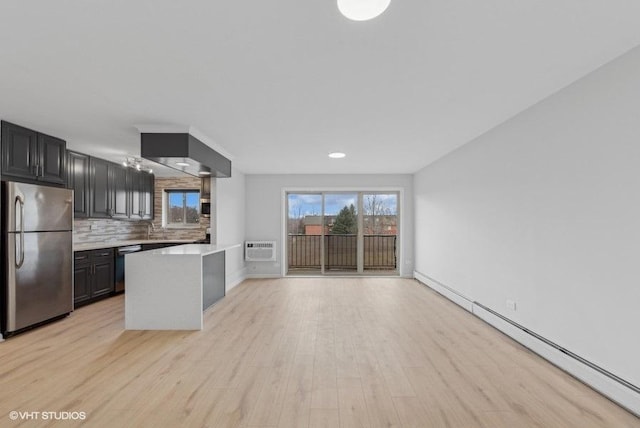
[165,189,200,227]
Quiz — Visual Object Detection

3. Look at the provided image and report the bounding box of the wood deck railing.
[287,234,397,271]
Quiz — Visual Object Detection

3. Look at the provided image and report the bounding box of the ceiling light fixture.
[328,152,346,159]
[337,0,391,21]
[123,157,153,174]
[175,161,190,167]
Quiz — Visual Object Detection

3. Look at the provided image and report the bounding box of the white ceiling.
[1,1,640,176]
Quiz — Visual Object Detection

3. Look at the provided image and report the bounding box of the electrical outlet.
[506,300,517,311]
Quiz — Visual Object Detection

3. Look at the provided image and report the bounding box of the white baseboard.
[414,270,640,417]
[226,268,248,291]
[414,271,474,312]
[244,273,282,279]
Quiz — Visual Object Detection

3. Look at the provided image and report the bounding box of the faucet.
[147,221,156,239]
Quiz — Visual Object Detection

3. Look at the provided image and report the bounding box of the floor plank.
[0,277,637,427]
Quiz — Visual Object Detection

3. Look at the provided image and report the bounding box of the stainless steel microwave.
[201,198,211,218]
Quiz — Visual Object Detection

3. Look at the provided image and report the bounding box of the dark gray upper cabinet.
[89,158,136,219]
[89,157,111,218]
[66,150,90,218]
[37,133,66,185]
[128,169,142,220]
[1,121,37,180]
[66,147,154,221]
[1,121,66,186]
[111,164,129,219]
[141,171,154,220]
[128,169,154,220]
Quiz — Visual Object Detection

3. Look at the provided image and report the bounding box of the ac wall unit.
[245,241,276,261]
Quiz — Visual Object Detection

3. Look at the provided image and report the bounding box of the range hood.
[141,133,231,178]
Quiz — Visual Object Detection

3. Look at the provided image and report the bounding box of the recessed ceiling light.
[175,161,190,167]
[337,0,391,21]
[328,152,346,159]
[199,171,211,175]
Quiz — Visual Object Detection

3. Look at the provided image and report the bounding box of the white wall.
[215,167,246,290]
[414,46,640,389]
[245,174,414,277]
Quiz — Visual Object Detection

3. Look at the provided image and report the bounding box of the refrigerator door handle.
[15,195,25,268]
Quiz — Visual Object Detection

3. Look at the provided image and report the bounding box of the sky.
[288,193,397,217]
[169,192,200,209]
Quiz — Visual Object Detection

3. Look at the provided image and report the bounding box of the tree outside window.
[331,204,357,234]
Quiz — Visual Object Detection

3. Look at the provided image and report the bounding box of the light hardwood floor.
[0,278,638,427]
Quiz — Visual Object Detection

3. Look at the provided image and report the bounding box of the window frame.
[164,188,201,228]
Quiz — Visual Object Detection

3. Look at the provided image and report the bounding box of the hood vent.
[141,133,231,178]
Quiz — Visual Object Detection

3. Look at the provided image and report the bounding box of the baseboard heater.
[413,272,640,416]
[472,301,640,395]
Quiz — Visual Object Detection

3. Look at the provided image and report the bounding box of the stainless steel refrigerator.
[2,181,73,335]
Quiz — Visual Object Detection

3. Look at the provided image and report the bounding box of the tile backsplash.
[74,218,147,243]
[73,176,211,243]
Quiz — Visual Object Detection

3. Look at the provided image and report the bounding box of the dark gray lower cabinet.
[74,249,115,307]
[73,257,92,305]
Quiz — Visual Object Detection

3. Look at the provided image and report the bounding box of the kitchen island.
[124,243,241,330]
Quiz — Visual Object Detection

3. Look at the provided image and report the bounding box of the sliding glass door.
[287,193,323,274]
[363,193,398,273]
[324,193,358,274]
[286,191,399,276]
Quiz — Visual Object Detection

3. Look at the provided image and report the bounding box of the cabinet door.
[129,169,142,219]
[142,172,154,220]
[1,121,38,181]
[91,250,114,297]
[200,177,211,199]
[66,151,90,218]
[111,163,129,219]
[73,264,92,306]
[89,158,111,218]
[73,251,92,306]
[37,133,66,185]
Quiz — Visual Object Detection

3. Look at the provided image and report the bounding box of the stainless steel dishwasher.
[115,245,142,292]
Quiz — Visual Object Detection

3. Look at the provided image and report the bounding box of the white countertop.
[73,239,197,252]
[132,243,241,257]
